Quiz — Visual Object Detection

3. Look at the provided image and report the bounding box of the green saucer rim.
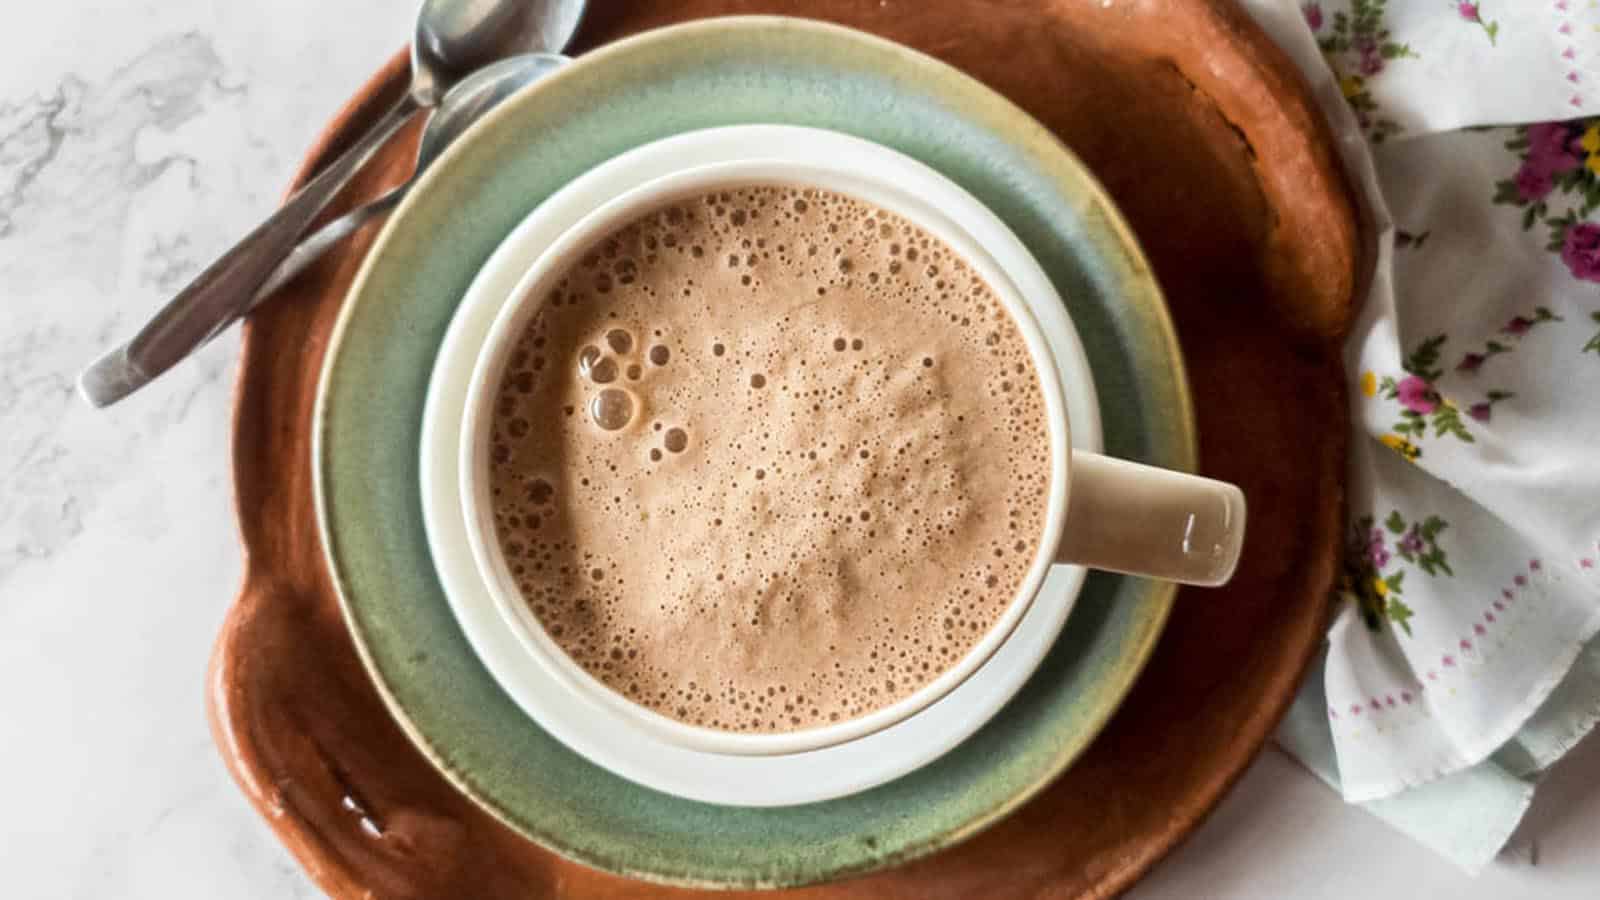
[315,15,1191,889]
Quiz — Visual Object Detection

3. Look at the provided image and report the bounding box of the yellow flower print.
[1360,371,1377,397]
[1584,125,1600,176]
[1371,576,1389,598]
[1380,433,1421,462]
[1339,75,1363,99]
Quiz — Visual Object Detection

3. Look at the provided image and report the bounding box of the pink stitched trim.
[1555,0,1589,109]
[1326,555,1579,722]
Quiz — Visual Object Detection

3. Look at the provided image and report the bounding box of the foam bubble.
[589,389,634,431]
[588,357,618,384]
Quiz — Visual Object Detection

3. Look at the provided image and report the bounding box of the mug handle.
[1056,452,1246,587]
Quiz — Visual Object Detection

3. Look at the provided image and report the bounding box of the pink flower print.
[1468,401,1492,422]
[1398,527,1425,556]
[1368,528,1392,568]
[1527,122,1567,154]
[1460,638,1474,651]
[1527,122,1581,176]
[1386,695,1397,707]
[1514,574,1528,586]
[1485,611,1496,622]
[1401,691,1413,703]
[1561,222,1600,283]
[1514,163,1555,202]
[1351,704,1363,716]
[1581,558,1595,569]
[1443,654,1457,667]
[1474,623,1487,635]
[1303,3,1324,31]
[1396,375,1438,414]
[1493,599,1505,611]
[1358,45,1384,76]
[1529,559,1542,570]
[1502,315,1536,336]
[1456,2,1499,44]
[1458,352,1488,372]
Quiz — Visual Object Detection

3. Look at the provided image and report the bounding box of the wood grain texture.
[208,2,1359,897]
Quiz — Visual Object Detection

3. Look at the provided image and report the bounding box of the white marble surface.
[3,2,1598,898]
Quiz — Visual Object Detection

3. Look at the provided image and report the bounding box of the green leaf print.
[1388,597,1415,636]
[1431,403,1475,442]
[1403,334,1447,381]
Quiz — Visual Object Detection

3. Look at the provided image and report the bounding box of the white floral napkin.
[1236,0,1600,872]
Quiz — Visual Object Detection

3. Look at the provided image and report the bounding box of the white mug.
[457,135,1245,758]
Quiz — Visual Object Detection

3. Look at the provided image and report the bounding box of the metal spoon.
[253,53,569,306]
[79,0,588,408]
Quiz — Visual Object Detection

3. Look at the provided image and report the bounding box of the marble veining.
[2,1,1599,898]
[1,3,397,897]
[3,32,245,581]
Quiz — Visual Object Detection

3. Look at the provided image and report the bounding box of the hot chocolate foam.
[487,185,1050,733]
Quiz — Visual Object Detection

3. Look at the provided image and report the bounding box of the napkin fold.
[1238,0,1600,872]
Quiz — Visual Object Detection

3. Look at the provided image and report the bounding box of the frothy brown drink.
[487,185,1050,733]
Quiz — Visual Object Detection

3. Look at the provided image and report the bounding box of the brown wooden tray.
[208,2,1360,897]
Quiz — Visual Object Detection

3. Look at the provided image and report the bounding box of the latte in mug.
[487,185,1050,733]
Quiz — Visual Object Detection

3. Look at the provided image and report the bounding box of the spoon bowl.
[411,0,587,104]
[254,53,570,303]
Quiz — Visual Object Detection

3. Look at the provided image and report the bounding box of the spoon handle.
[77,92,421,408]
[251,183,407,307]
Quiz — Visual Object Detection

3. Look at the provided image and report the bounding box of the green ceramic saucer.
[316,16,1192,889]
